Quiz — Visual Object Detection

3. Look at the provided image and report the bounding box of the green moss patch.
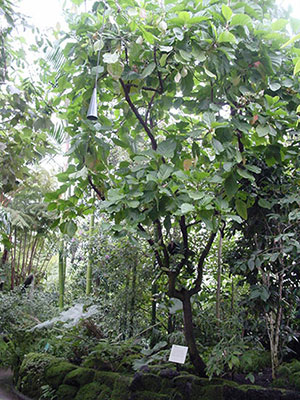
[56,384,78,400]
[45,360,77,389]
[74,382,106,400]
[130,391,169,400]
[130,372,162,392]
[64,367,95,387]
[17,352,56,399]
[94,370,121,387]
[111,376,131,400]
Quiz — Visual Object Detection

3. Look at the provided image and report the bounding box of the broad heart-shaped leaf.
[258,198,272,209]
[224,174,239,199]
[66,220,77,237]
[180,203,195,214]
[230,14,252,29]
[157,139,177,158]
[103,51,119,64]
[107,62,124,80]
[235,199,248,220]
[294,59,300,75]
[157,164,173,181]
[141,62,156,79]
[173,27,184,41]
[218,31,236,44]
[222,4,232,21]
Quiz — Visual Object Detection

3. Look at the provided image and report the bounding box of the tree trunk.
[58,239,65,310]
[128,258,137,337]
[86,209,95,295]
[182,292,207,377]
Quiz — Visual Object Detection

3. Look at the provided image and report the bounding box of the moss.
[64,367,95,387]
[45,360,77,389]
[239,350,271,374]
[17,352,56,399]
[56,384,78,400]
[130,391,169,400]
[74,382,105,400]
[94,370,120,388]
[272,378,288,389]
[289,360,300,373]
[130,372,162,392]
[111,376,131,400]
[200,385,223,400]
[277,365,290,378]
[97,385,112,400]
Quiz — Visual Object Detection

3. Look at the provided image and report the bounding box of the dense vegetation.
[1,0,300,398]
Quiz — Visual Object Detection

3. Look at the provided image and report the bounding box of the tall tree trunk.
[58,239,65,310]
[86,209,95,295]
[21,230,28,279]
[121,267,130,339]
[129,258,137,337]
[11,227,17,289]
[216,229,223,323]
[182,291,207,377]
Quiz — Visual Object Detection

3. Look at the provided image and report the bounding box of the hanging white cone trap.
[87,87,98,120]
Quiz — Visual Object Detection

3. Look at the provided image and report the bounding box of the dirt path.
[0,369,28,400]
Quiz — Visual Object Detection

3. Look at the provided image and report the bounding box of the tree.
[46,0,299,375]
[225,161,300,378]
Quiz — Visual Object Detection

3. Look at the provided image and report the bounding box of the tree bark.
[182,291,207,377]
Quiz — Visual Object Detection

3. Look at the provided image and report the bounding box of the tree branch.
[189,230,217,296]
[154,46,163,94]
[137,223,164,269]
[88,175,105,200]
[119,78,157,150]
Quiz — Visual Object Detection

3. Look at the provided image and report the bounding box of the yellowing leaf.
[183,159,193,171]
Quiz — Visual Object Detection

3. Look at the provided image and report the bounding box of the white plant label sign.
[169,345,188,364]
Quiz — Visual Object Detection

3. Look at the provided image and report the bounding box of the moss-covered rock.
[130,391,169,400]
[45,360,77,389]
[63,367,95,387]
[83,340,142,373]
[111,376,131,400]
[56,384,78,400]
[130,372,162,392]
[94,370,120,387]
[17,352,56,399]
[74,382,105,400]
[97,385,112,400]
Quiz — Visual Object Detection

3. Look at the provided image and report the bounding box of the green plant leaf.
[218,31,236,44]
[235,199,248,220]
[230,14,252,28]
[222,5,233,21]
[294,59,300,75]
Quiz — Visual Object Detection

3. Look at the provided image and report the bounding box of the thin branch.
[155,219,169,266]
[154,46,163,94]
[137,223,164,269]
[189,230,217,296]
[119,78,157,150]
[125,83,161,93]
[88,175,105,200]
[186,219,202,228]
[145,91,157,126]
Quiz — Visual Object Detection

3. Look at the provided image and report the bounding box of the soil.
[232,368,274,387]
